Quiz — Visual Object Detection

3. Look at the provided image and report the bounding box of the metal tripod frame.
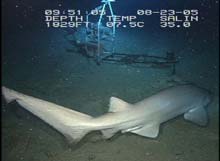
[86,0,116,64]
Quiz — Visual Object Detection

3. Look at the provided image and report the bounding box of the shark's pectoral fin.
[184,107,208,126]
[130,123,160,138]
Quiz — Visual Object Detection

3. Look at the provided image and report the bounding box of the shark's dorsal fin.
[109,97,131,112]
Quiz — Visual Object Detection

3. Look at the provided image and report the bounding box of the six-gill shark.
[2,85,211,144]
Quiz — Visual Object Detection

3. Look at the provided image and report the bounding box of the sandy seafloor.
[2,26,219,161]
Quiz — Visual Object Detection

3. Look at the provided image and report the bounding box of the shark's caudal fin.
[2,86,92,144]
[2,86,18,103]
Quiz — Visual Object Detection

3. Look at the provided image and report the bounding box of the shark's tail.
[2,86,19,103]
[2,86,93,144]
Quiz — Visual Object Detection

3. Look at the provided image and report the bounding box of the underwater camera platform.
[95,51,178,75]
[102,52,177,67]
[64,24,178,75]
[66,39,178,74]
[65,32,178,75]
[63,0,178,74]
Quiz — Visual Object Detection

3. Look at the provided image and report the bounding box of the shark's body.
[2,85,211,143]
